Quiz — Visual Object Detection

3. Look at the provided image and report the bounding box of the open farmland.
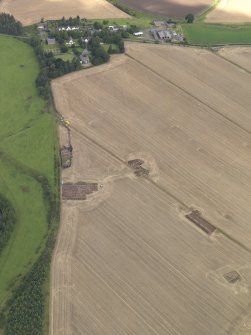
[0,0,129,26]
[51,43,251,335]
[206,0,251,23]
[218,47,251,72]
[118,0,212,17]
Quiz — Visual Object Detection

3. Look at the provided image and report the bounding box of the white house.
[65,37,75,47]
[133,32,143,37]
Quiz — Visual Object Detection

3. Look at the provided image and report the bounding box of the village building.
[80,49,90,66]
[80,37,89,44]
[108,25,119,32]
[58,26,79,31]
[47,37,56,45]
[65,37,75,47]
[133,32,143,37]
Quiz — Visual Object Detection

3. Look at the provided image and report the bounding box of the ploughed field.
[0,0,129,26]
[51,43,251,335]
[206,0,251,23]
[118,0,212,17]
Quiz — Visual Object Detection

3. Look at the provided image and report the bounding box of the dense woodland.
[0,195,16,254]
[0,13,23,35]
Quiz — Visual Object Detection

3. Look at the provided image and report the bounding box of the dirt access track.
[206,0,251,23]
[51,43,251,335]
[119,0,212,17]
[0,0,129,26]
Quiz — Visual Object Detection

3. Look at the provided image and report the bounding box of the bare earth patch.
[0,0,129,26]
[206,0,251,23]
[51,44,251,335]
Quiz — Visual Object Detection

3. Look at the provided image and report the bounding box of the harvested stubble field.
[0,0,129,26]
[119,0,212,17]
[51,43,251,334]
[218,47,251,72]
[206,0,251,23]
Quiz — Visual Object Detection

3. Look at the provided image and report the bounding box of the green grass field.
[0,36,57,305]
[182,23,251,45]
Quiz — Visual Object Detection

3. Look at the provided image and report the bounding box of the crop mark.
[185,209,216,235]
[125,52,251,136]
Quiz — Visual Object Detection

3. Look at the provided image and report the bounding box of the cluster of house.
[58,26,80,31]
[46,36,75,46]
[108,25,127,32]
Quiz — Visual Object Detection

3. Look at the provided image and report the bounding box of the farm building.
[157,30,172,40]
[166,20,176,27]
[153,20,166,27]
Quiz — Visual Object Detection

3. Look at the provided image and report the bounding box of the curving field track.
[51,43,251,335]
[0,0,129,26]
[206,0,251,23]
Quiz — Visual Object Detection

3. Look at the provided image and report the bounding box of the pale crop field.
[0,0,129,26]
[51,43,251,335]
[218,47,251,72]
[206,0,251,23]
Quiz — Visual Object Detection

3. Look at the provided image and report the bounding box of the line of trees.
[0,195,16,254]
[29,37,81,99]
[0,13,23,35]
[55,15,82,27]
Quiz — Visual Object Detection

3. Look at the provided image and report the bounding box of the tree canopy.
[185,13,195,24]
[0,13,23,35]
